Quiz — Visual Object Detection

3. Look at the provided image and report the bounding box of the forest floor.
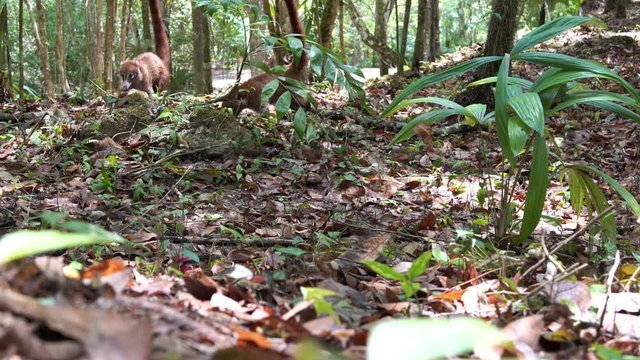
[2,6,640,360]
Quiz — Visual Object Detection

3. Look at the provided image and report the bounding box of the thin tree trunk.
[0,3,10,99]
[398,0,410,73]
[141,0,152,50]
[339,0,344,56]
[538,0,546,25]
[202,13,212,93]
[96,0,105,83]
[19,0,24,98]
[103,0,116,89]
[192,2,206,92]
[55,0,70,92]
[343,0,399,66]
[27,0,55,100]
[425,0,439,62]
[456,0,466,42]
[119,0,133,63]
[374,0,388,75]
[86,0,98,79]
[248,0,266,76]
[412,0,427,69]
[319,0,339,49]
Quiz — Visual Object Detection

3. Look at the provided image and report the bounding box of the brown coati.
[119,0,170,94]
[218,0,308,114]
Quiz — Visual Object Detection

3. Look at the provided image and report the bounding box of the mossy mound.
[180,107,260,158]
[95,106,151,138]
[90,91,153,138]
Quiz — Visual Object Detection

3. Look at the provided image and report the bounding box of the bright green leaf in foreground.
[367,317,505,360]
[0,230,126,264]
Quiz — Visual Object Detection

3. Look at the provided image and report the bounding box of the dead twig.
[520,205,615,281]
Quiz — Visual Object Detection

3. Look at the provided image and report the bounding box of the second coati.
[218,0,309,114]
[119,0,170,94]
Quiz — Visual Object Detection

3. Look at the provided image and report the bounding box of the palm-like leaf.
[381,56,503,118]
[511,16,604,56]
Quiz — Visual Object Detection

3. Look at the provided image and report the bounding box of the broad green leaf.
[518,132,549,241]
[567,168,586,215]
[382,56,503,117]
[464,104,488,126]
[467,76,532,89]
[570,164,640,219]
[293,107,307,139]
[407,251,432,280]
[261,79,279,107]
[301,287,338,317]
[362,260,404,281]
[551,91,640,113]
[274,246,308,256]
[274,91,292,120]
[392,97,469,117]
[586,100,640,123]
[513,52,639,102]
[508,116,530,155]
[305,123,318,141]
[511,16,604,56]
[287,36,304,62]
[581,175,617,246]
[324,59,337,82]
[496,55,515,166]
[391,109,458,144]
[367,317,506,360]
[309,45,323,75]
[0,230,126,264]
[509,92,545,133]
[531,69,608,93]
[280,76,310,90]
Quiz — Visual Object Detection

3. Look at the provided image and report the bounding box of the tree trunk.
[412,0,427,69]
[0,3,11,100]
[55,0,70,92]
[104,0,116,89]
[141,0,152,50]
[192,2,209,93]
[343,0,399,66]
[398,0,410,73]
[538,0,546,25]
[456,0,518,107]
[339,0,345,56]
[319,0,339,49]
[119,0,133,63]
[425,0,439,62]
[374,0,391,75]
[480,0,518,78]
[27,0,55,100]
[95,0,105,83]
[19,0,24,98]
[202,12,212,93]
[85,0,98,80]
[456,0,466,43]
[248,0,267,76]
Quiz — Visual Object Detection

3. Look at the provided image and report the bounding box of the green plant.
[0,219,127,264]
[300,287,340,320]
[383,16,640,248]
[367,317,505,360]
[363,251,432,299]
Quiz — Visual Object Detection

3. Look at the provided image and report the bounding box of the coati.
[119,0,170,94]
[218,0,308,114]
